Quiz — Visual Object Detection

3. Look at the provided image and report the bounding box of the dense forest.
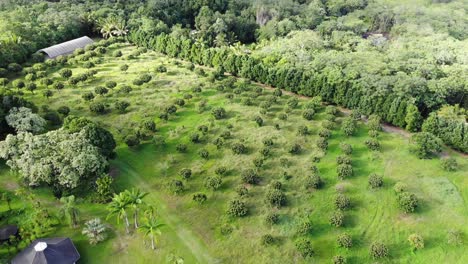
[0,0,466,152]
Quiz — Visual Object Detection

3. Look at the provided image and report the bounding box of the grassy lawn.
[1,43,467,263]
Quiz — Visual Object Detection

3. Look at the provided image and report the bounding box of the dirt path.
[117,162,216,264]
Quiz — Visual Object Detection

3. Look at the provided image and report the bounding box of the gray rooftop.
[38,36,94,58]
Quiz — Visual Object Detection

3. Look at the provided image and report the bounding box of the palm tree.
[139,215,164,250]
[107,192,131,234]
[125,188,148,228]
[82,218,107,245]
[98,16,128,39]
[59,195,80,228]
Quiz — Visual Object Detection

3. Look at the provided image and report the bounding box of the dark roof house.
[38,36,94,59]
[0,225,18,242]
[12,237,80,264]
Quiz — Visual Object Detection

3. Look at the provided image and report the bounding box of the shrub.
[0,68,6,77]
[262,138,273,147]
[253,157,264,168]
[370,242,389,259]
[365,138,381,151]
[211,107,227,119]
[25,73,37,82]
[295,238,314,258]
[397,192,418,213]
[368,129,379,138]
[260,234,274,246]
[278,112,288,120]
[83,61,95,68]
[227,199,248,217]
[441,157,458,171]
[165,105,177,114]
[447,229,463,245]
[231,142,247,155]
[259,147,271,157]
[337,164,353,180]
[408,233,424,251]
[302,109,315,120]
[393,182,407,193]
[7,63,22,73]
[254,115,263,126]
[332,255,346,264]
[94,86,108,96]
[231,185,247,198]
[175,98,185,106]
[411,132,442,159]
[142,120,156,132]
[316,137,328,150]
[273,88,282,96]
[26,82,37,93]
[296,220,313,235]
[241,169,260,185]
[368,114,382,131]
[322,120,334,130]
[112,50,122,57]
[337,233,353,248]
[341,118,356,136]
[220,131,231,139]
[198,148,209,159]
[297,125,309,136]
[168,179,184,195]
[123,134,140,147]
[190,133,201,143]
[336,155,351,165]
[57,106,70,116]
[192,193,207,204]
[54,82,64,90]
[205,176,222,190]
[368,173,383,188]
[339,143,353,155]
[287,97,299,108]
[155,65,167,73]
[265,212,279,225]
[318,128,331,138]
[288,143,302,154]
[90,102,106,114]
[265,189,286,207]
[12,80,25,90]
[179,168,192,180]
[176,144,187,152]
[306,174,323,189]
[329,211,344,227]
[334,194,350,210]
[105,81,117,89]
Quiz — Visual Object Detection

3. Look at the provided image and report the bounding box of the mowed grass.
[1,43,467,263]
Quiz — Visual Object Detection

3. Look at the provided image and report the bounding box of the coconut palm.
[125,188,148,229]
[82,218,107,245]
[59,195,80,228]
[139,215,164,250]
[107,192,131,233]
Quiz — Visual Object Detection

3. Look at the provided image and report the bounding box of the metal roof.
[38,36,94,58]
[12,237,80,264]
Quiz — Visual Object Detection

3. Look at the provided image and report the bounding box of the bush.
[260,234,274,246]
[254,115,263,126]
[231,184,247,196]
[165,105,177,114]
[339,142,352,155]
[332,255,346,264]
[94,86,108,95]
[411,132,442,159]
[262,138,273,147]
[211,107,227,119]
[329,211,344,227]
[89,102,106,114]
[205,176,222,190]
[259,147,271,157]
[198,148,209,159]
[370,242,389,259]
[318,128,331,138]
[397,192,418,213]
[408,233,424,251]
[334,194,350,210]
[393,182,407,193]
[57,106,70,116]
[302,109,315,120]
[265,189,286,207]
[168,179,184,195]
[341,118,356,136]
[306,174,323,189]
[441,157,458,171]
[265,212,279,225]
[190,133,201,143]
[54,82,64,90]
[142,120,156,132]
[368,173,383,188]
[26,82,37,93]
[365,138,381,151]
[368,114,382,131]
[241,169,260,185]
[83,61,95,68]
[105,81,117,89]
[179,168,192,180]
[295,238,314,258]
[273,88,282,96]
[297,125,309,136]
[8,63,22,73]
[278,112,288,120]
[288,143,302,154]
[270,180,282,190]
[227,199,248,217]
[337,233,353,248]
[447,229,463,245]
[155,65,167,73]
[176,144,187,152]
[192,193,207,204]
[175,99,185,106]
[316,137,328,150]
[231,142,247,155]
[112,50,122,57]
[124,134,140,147]
[337,164,353,180]
[336,155,351,165]
[214,166,227,176]
[253,157,264,168]
[368,129,379,138]
[287,97,299,108]
[296,220,313,235]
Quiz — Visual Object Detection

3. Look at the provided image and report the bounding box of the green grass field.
[1,43,467,264]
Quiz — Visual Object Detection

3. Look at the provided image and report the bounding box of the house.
[12,237,80,264]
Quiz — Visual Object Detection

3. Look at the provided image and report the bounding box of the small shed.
[38,36,94,59]
[12,237,80,264]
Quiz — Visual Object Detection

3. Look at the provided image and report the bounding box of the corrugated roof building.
[38,36,94,59]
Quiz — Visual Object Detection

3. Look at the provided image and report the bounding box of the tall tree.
[139,212,164,250]
[59,195,80,228]
[125,188,148,228]
[107,192,131,234]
